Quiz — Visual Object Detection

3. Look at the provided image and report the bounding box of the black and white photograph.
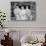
[11,2,36,21]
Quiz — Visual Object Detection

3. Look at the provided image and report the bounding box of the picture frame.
[11,1,36,21]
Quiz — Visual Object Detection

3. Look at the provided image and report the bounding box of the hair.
[19,5,21,9]
[24,5,26,9]
[28,5,30,9]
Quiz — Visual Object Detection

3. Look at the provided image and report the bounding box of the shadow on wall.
[13,40,21,46]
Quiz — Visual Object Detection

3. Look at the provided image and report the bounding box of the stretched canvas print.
[11,2,36,21]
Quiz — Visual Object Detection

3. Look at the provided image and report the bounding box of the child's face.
[26,6,28,9]
[16,6,19,8]
[21,6,24,9]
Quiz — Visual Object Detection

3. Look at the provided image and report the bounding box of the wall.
[0,0,46,28]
